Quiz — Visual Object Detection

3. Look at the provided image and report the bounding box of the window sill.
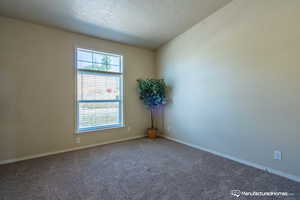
[76,124,125,134]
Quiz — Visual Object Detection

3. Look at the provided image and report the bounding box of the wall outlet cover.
[274,151,282,160]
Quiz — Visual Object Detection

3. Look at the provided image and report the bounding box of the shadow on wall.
[155,84,173,135]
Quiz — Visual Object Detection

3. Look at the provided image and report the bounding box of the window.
[76,48,123,132]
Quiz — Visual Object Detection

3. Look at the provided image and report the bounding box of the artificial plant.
[137,79,167,129]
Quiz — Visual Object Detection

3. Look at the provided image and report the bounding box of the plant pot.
[147,128,158,139]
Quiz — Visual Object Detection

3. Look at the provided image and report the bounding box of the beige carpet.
[0,138,299,200]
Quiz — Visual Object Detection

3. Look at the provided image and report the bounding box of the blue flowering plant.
[137,79,167,129]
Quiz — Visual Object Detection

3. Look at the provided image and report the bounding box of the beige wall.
[157,0,300,178]
[0,16,155,161]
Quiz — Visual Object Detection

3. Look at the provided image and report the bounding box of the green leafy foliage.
[82,56,112,71]
[137,79,167,109]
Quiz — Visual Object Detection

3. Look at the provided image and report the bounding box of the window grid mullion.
[78,48,120,57]
[78,100,121,103]
[78,69,122,76]
[77,60,120,66]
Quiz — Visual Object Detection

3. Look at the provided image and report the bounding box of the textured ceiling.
[0,0,231,49]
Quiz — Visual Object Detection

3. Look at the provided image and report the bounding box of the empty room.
[0,0,300,199]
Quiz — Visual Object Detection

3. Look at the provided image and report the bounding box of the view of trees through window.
[84,56,112,71]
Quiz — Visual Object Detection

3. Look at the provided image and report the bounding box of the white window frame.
[75,48,124,133]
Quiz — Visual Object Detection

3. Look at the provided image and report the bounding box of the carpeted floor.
[0,138,299,200]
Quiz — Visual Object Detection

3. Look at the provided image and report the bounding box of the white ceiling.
[0,0,231,49]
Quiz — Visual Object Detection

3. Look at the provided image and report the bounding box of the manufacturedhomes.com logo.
[231,190,294,198]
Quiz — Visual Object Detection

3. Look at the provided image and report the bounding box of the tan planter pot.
[147,128,158,139]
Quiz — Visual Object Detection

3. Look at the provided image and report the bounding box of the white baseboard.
[162,135,300,183]
[0,135,145,165]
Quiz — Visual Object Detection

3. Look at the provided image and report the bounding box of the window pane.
[78,71,121,100]
[107,55,121,72]
[79,102,120,129]
[106,63,121,73]
[94,53,106,64]
[77,50,92,62]
[77,61,93,70]
[93,55,121,72]
[109,56,120,66]
[77,55,121,72]
[78,61,107,71]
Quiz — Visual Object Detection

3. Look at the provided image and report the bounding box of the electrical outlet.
[127,126,131,132]
[76,137,81,144]
[274,151,282,160]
